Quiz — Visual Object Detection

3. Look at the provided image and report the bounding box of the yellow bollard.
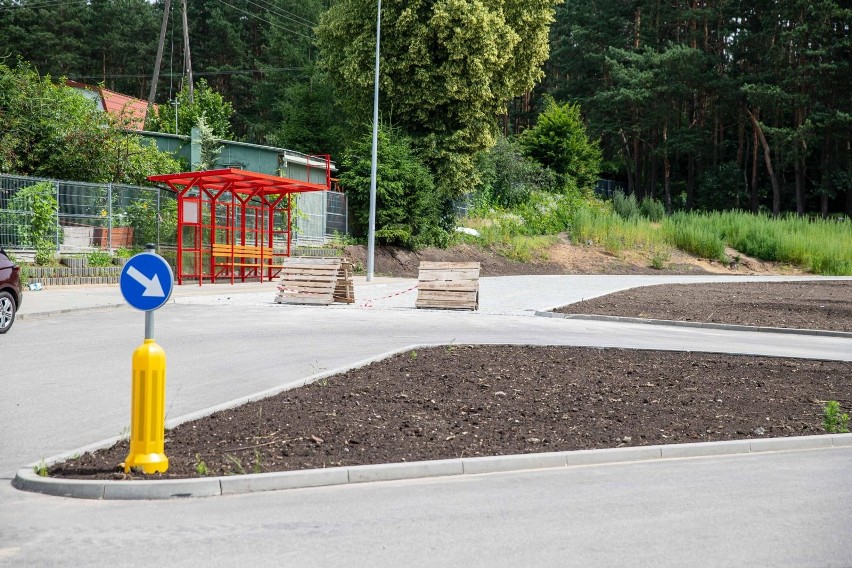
[123,338,169,474]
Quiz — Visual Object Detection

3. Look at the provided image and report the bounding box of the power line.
[213,0,313,40]
[249,0,316,28]
[71,67,311,80]
[0,0,85,11]
[246,0,315,30]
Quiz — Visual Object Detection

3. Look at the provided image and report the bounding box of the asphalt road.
[2,275,851,566]
[2,448,850,567]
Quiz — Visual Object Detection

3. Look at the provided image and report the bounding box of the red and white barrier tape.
[275,282,420,307]
[359,284,420,308]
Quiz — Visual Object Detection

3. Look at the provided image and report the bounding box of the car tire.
[0,291,16,334]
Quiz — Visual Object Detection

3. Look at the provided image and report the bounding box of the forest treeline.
[1,0,850,217]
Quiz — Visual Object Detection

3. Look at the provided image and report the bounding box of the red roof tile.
[66,80,153,129]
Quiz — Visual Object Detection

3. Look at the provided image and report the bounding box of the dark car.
[0,248,22,333]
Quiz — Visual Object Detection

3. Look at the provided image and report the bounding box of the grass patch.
[662,213,729,263]
[663,211,852,274]
[569,206,667,257]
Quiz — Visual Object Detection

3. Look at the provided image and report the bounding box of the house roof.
[148,168,329,196]
[66,80,151,129]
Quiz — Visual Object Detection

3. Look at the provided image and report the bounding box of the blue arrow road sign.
[120,252,174,311]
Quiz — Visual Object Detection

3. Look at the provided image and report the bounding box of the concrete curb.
[535,311,852,339]
[13,434,852,500]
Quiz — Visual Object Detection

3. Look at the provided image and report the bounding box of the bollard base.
[123,453,169,474]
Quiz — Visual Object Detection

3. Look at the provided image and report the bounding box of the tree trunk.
[846,139,852,217]
[634,7,641,49]
[794,156,805,216]
[620,130,635,194]
[649,148,658,200]
[794,108,805,215]
[634,135,641,197]
[686,157,695,211]
[736,113,745,168]
[847,184,852,218]
[748,109,780,216]
[663,124,671,212]
[750,126,759,212]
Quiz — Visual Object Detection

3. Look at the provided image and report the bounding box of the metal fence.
[293,190,348,244]
[0,173,348,256]
[595,179,625,199]
[0,173,176,254]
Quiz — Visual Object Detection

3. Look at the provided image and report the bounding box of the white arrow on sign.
[126,265,165,297]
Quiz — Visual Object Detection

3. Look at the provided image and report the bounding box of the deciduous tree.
[316,0,561,198]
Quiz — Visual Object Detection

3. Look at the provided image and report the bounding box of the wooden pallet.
[415,261,480,310]
[275,257,355,305]
[334,260,355,304]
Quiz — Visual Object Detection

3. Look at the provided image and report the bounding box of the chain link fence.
[0,174,177,257]
[292,190,348,244]
[1,173,348,261]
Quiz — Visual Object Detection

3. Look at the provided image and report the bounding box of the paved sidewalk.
[18,273,850,319]
[16,276,409,318]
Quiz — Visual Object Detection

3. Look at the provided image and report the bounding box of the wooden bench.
[275,257,355,305]
[211,243,284,283]
[415,261,480,310]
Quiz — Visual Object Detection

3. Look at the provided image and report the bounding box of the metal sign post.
[118,244,174,474]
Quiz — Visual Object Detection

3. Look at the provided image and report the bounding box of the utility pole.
[147,0,172,113]
[181,0,194,103]
[366,0,381,281]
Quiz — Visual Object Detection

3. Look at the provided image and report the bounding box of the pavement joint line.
[535,311,852,339]
[18,304,127,321]
[13,434,852,500]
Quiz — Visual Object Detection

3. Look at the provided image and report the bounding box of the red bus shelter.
[148,167,329,285]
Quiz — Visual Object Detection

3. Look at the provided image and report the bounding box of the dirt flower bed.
[49,345,851,481]
[553,281,852,333]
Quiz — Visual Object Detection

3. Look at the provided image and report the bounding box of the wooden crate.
[275,257,354,305]
[415,261,480,310]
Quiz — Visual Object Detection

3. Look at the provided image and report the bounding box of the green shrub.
[519,98,602,190]
[125,197,178,247]
[823,401,849,434]
[340,124,448,249]
[87,250,113,267]
[612,190,640,220]
[473,135,557,209]
[1,181,59,250]
[640,197,666,222]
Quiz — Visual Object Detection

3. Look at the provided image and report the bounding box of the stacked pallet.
[275,257,354,305]
[334,260,355,304]
[415,261,480,311]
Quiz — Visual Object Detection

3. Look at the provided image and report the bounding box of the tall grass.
[570,207,667,256]
[661,213,729,263]
[462,191,852,275]
[666,211,852,275]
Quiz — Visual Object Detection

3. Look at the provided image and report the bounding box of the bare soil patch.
[344,239,805,278]
[554,280,852,333]
[50,345,850,480]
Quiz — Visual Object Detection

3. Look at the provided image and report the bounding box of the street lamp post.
[366,0,382,281]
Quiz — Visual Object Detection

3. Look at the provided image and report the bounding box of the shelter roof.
[148,168,329,195]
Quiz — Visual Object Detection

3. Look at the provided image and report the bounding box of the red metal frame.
[148,167,329,285]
